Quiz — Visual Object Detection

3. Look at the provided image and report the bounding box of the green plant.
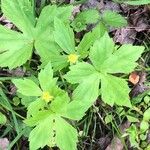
[0,0,147,150]
[114,0,150,5]
[71,9,100,32]
[12,63,79,150]
[102,10,127,27]
[122,93,150,149]
[71,9,127,32]
[0,0,72,69]
[125,0,150,5]
[140,108,150,134]
[0,112,7,125]
[50,18,106,71]
[65,33,144,107]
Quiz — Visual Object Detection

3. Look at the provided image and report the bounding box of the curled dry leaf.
[130,72,149,98]
[114,28,137,44]
[129,72,140,85]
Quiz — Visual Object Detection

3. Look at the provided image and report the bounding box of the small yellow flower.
[42,91,54,103]
[67,54,78,63]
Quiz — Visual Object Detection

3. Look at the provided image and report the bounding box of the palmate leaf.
[25,94,78,150]
[65,33,144,107]
[13,63,78,150]
[0,0,73,69]
[26,115,78,150]
[13,63,61,99]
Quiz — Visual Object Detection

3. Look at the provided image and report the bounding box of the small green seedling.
[71,9,127,32]
[0,112,7,125]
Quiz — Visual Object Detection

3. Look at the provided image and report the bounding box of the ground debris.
[0,138,9,150]
[105,121,130,150]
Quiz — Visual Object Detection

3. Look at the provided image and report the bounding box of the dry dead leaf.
[129,72,140,85]
[130,72,149,98]
[105,137,123,150]
[0,138,9,150]
[81,0,101,10]
[130,9,149,32]
[102,1,121,12]
[114,27,137,44]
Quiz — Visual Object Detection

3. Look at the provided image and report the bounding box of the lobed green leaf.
[29,116,55,150]
[1,0,36,36]
[12,78,42,96]
[102,10,127,27]
[100,44,145,73]
[55,117,78,150]
[65,62,98,84]
[89,32,114,70]
[66,74,100,120]
[101,74,131,107]
[54,18,75,54]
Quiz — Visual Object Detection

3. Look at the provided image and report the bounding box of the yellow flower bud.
[67,54,78,63]
[42,91,53,103]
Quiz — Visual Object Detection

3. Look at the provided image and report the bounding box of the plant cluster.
[0,0,149,150]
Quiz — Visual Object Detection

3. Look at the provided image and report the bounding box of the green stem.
[8,128,26,150]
